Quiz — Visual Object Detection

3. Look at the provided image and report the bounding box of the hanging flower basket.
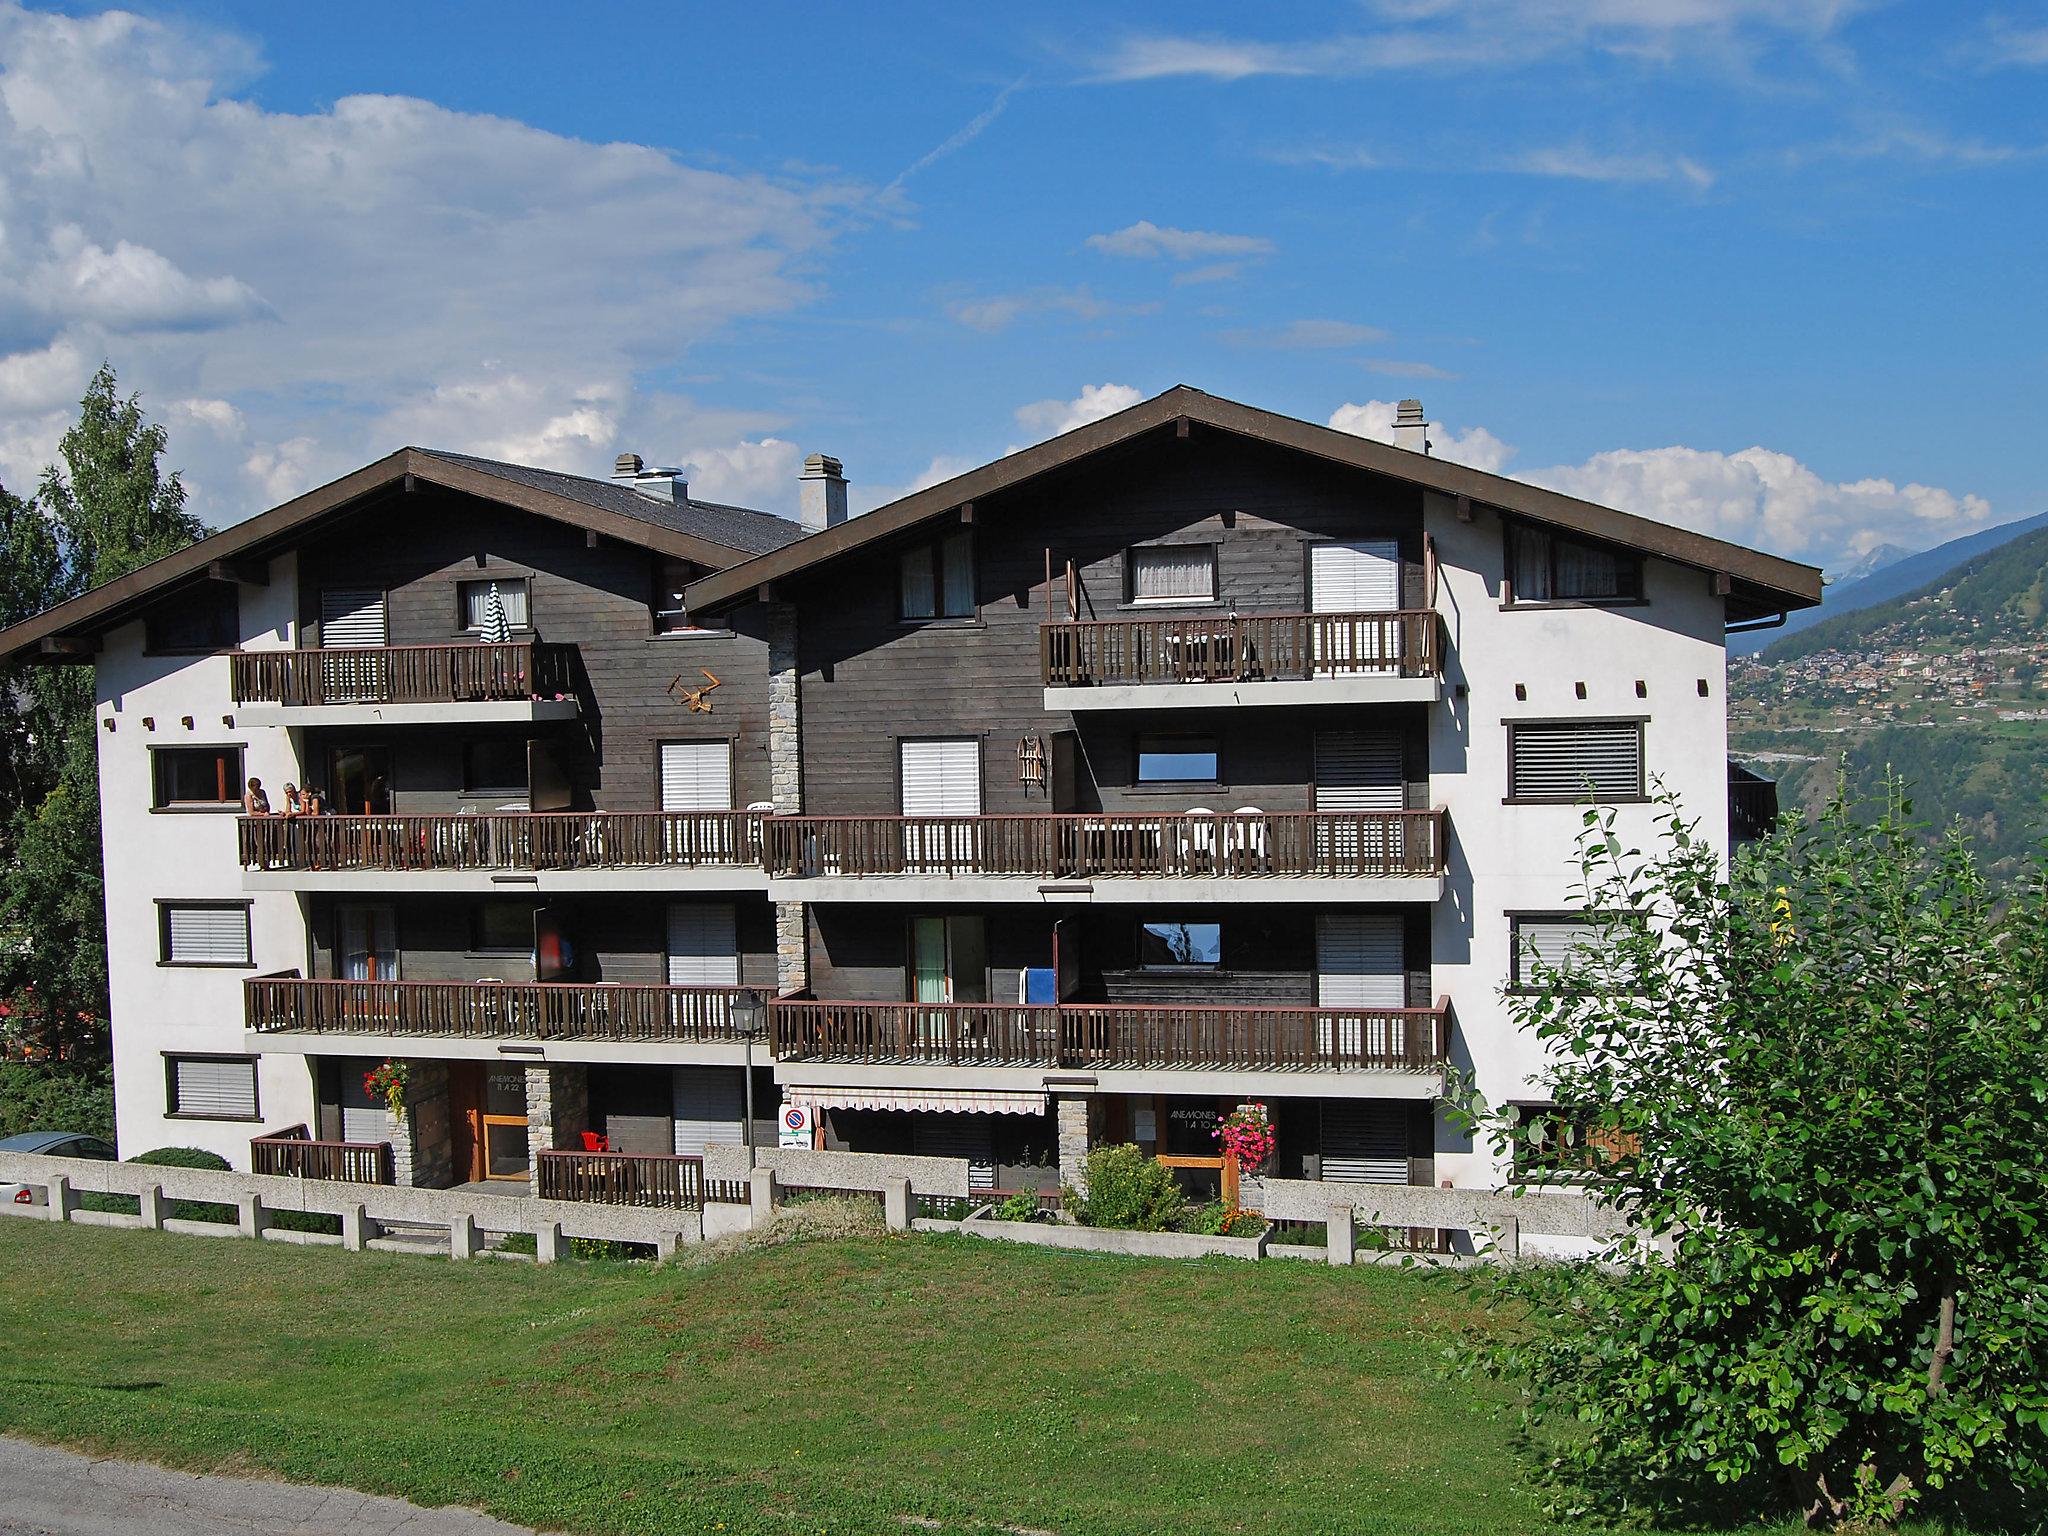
[364,1059,410,1117]
[1212,1101,1275,1179]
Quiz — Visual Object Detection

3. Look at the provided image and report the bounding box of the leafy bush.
[132,1146,234,1223]
[1063,1144,1186,1232]
[1181,1202,1265,1238]
[267,1209,342,1236]
[0,1060,113,1141]
[1457,787,2048,1528]
[988,1189,1043,1223]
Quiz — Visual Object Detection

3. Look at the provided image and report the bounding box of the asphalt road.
[0,1438,537,1535]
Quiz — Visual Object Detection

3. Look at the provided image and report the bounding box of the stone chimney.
[1392,399,1430,455]
[613,452,686,504]
[799,453,848,533]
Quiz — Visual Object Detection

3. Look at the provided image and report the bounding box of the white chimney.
[799,453,848,532]
[613,452,686,504]
[1392,399,1430,455]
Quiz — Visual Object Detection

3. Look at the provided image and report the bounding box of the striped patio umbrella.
[479,581,511,644]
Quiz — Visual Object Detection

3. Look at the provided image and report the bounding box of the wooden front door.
[448,1062,532,1183]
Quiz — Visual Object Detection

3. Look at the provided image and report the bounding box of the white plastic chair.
[1179,808,1218,872]
[1226,807,1268,872]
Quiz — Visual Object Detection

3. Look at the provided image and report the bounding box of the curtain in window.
[1131,545,1215,602]
[465,582,530,629]
[940,531,975,616]
[900,546,937,619]
[1553,538,1621,599]
[1508,527,1551,601]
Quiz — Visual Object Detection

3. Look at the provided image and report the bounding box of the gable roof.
[0,446,801,665]
[684,385,1822,624]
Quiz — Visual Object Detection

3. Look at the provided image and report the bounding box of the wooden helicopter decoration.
[669,668,722,713]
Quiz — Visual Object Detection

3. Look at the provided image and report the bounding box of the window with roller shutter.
[671,1067,745,1157]
[1509,913,1634,990]
[159,902,252,966]
[659,741,734,811]
[166,1055,258,1120]
[1507,720,1644,802]
[319,588,387,647]
[900,739,981,869]
[1315,914,1409,1059]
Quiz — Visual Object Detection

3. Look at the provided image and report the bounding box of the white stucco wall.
[95,553,312,1165]
[1423,491,1729,1186]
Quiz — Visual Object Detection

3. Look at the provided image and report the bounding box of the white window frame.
[158,902,253,968]
[1126,543,1218,605]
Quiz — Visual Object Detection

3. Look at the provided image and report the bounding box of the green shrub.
[1180,1201,1265,1238]
[1063,1144,1186,1232]
[132,1147,234,1223]
[267,1209,342,1236]
[988,1189,1042,1223]
[0,1060,113,1142]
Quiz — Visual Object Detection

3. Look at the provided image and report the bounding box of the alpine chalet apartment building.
[0,388,1819,1203]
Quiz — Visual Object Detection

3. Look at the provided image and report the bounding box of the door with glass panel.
[910,916,986,1051]
[1308,540,1400,674]
[480,1065,531,1181]
[335,905,400,1031]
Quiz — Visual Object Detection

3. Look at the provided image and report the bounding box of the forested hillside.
[1731,522,2048,879]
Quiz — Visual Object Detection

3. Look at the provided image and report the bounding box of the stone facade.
[1055,1095,1097,1195]
[524,1064,590,1196]
[388,1059,453,1189]
[765,598,810,994]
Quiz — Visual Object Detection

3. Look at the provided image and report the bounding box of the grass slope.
[2,1221,1551,1536]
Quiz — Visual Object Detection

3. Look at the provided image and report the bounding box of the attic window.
[900,530,975,621]
[1507,525,1642,604]
[652,556,706,635]
[143,586,239,655]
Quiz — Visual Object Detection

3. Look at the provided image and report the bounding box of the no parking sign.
[779,1102,816,1148]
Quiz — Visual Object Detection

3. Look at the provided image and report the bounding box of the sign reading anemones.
[1211,1101,1275,1177]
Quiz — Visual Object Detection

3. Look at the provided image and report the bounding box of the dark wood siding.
[293,486,775,812]
[783,430,1430,817]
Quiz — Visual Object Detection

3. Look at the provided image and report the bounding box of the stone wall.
[765,597,810,994]
[1054,1096,1097,1195]
[525,1064,590,1196]
[388,1059,453,1189]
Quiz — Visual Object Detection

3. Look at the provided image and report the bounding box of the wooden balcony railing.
[772,998,1450,1073]
[229,641,576,707]
[249,1123,393,1184]
[762,809,1445,881]
[238,810,763,873]
[536,1149,704,1209]
[245,976,769,1044]
[1042,610,1440,687]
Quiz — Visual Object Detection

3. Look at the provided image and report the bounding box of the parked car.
[1,1130,117,1206]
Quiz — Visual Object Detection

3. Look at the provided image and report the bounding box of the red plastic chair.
[579,1130,609,1153]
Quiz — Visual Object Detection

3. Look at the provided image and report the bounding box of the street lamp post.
[731,990,768,1162]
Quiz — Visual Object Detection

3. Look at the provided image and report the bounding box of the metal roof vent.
[613,453,686,504]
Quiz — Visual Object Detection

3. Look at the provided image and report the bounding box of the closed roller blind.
[913,1116,997,1190]
[672,1067,744,1157]
[1309,539,1400,611]
[164,904,250,965]
[666,903,739,987]
[1321,1100,1409,1185]
[1315,914,1406,1008]
[1513,916,1604,984]
[1313,731,1403,812]
[172,1057,256,1119]
[319,588,387,648]
[1510,721,1643,800]
[900,739,981,816]
[660,741,733,811]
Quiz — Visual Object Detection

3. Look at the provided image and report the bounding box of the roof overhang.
[684,385,1822,625]
[0,447,764,667]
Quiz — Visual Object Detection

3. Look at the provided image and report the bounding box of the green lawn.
[2,1219,1559,1535]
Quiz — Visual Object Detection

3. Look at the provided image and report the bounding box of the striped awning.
[787,1086,1048,1117]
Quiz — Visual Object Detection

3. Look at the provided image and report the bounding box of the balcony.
[1041,610,1443,711]
[238,810,768,893]
[229,641,579,725]
[535,1149,705,1209]
[245,976,770,1061]
[772,997,1450,1098]
[250,1124,393,1184]
[761,809,1447,903]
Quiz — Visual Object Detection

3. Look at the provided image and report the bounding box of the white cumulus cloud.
[1327,399,1515,474]
[1014,383,1145,441]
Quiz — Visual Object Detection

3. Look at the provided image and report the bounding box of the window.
[458,578,531,632]
[1509,915,1604,989]
[159,903,252,967]
[651,556,705,634]
[167,1055,259,1120]
[1138,920,1221,968]
[1136,735,1220,784]
[463,738,527,795]
[143,586,238,654]
[320,587,387,648]
[659,740,734,811]
[1127,543,1217,604]
[898,529,975,621]
[1508,720,1644,802]
[1507,524,1642,604]
[151,746,243,810]
[472,903,533,956]
[899,739,982,816]
[911,915,987,1004]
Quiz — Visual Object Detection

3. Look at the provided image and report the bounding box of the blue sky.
[0,1,2042,570]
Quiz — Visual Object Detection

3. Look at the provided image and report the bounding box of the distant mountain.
[1766,519,2048,663]
[1729,509,2048,656]
[1823,543,1913,586]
